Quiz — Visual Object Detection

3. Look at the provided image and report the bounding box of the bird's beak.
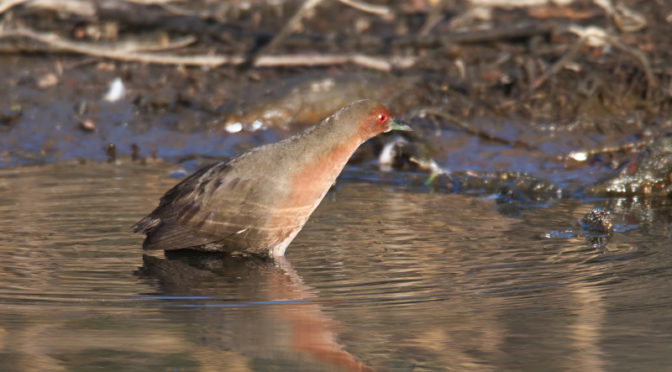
[386,118,412,132]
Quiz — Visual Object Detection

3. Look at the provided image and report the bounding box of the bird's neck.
[290,123,362,199]
[263,119,363,252]
[272,117,363,212]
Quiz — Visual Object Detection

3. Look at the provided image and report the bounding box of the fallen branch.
[0,27,241,66]
[532,36,583,90]
[118,35,196,53]
[125,0,182,4]
[250,0,391,64]
[26,0,96,17]
[0,27,415,70]
[337,0,391,16]
[420,108,537,150]
[535,25,657,95]
[419,4,445,37]
[396,21,557,47]
[557,138,652,162]
[254,54,415,71]
[251,0,322,61]
[0,0,28,15]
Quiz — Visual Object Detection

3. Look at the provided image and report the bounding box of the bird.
[133,99,411,257]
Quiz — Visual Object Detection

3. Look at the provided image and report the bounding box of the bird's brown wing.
[133,162,270,251]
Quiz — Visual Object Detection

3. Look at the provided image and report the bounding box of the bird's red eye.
[377,113,387,123]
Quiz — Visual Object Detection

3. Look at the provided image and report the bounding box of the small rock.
[103,78,125,102]
[105,143,117,163]
[0,105,23,126]
[78,118,96,132]
[131,143,140,162]
[589,134,672,196]
[581,207,613,234]
[225,122,243,133]
[37,73,59,88]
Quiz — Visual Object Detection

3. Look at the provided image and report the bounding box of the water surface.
[1,162,671,371]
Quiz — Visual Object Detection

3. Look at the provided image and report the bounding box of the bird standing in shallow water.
[133,99,411,257]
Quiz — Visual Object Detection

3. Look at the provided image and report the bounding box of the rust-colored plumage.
[133,99,409,257]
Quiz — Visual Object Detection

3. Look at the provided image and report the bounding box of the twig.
[251,0,322,61]
[125,0,183,4]
[532,37,583,90]
[118,35,196,53]
[608,36,657,91]
[557,139,652,162]
[533,25,657,98]
[421,108,537,150]
[26,0,96,17]
[595,0,647,33]
[0,0,28,15]
[396,21,557,47]
[419,5,445,37]
[337,0,391,16]
[250,0,391,64]
[0,27,415,70]
[254,54,415,71]
[568,26,656,91]
[0,27,243,66]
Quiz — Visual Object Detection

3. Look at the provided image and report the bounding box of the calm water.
[1,162,671,371]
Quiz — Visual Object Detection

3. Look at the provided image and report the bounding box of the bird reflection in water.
[139,251,371,371]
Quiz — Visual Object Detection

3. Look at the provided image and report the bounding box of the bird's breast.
[263,137,361,251]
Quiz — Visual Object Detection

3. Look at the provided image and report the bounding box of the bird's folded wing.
[134,162,273,251]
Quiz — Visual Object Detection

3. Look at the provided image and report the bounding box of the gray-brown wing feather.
[133,161,270,251]
[133,162,220,250]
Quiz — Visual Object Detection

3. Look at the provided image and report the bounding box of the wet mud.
[2,0,672,242]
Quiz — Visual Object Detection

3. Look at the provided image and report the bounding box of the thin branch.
[532,37,583,90]
[251,0,322,61]
[533,25,657,100]
[250,0,391,65]
[557,139,652,162]
[254,54,415,71]
[419,6,445,37]
[0,0,28,15]
[0,27,243,66]
[119,35,196,53]
[0,27,415,70]
[125,0,183,4]
[26,0,96,17]
[566,25,657,92]
[337,0,391,16]
[608,36,657,90]
[421,108,537,150]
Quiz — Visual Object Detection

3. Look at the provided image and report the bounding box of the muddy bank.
[1,0,672,200]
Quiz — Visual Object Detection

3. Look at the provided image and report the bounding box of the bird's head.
[338,100,411,141]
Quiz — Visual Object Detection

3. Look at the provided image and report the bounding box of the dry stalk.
[0,0,28,15]
[0,27,415,70]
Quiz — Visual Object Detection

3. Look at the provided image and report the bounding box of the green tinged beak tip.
[386,118,412,132]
